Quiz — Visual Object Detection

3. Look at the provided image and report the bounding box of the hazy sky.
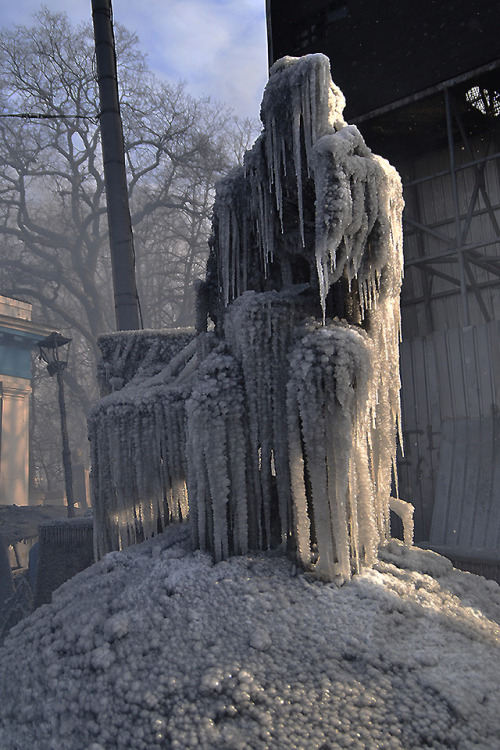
[0,0,269,120]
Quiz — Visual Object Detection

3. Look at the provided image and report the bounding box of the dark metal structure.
[91,0,141,332]
[266,1,500,558]
[266,0,499,121]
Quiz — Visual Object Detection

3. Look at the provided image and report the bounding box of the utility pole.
[91,0,141,331]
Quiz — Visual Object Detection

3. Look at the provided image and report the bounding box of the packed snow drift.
[0,527,499,749]
[88,53,404,582]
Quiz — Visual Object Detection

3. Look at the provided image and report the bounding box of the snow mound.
[378,538,453,578]
[0,526,499,750]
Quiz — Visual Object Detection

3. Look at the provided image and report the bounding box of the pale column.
[0,375,32,506]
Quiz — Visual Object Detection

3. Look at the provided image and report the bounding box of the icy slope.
[0,526,499,750]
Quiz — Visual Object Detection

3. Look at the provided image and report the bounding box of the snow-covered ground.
[0,524,499,750]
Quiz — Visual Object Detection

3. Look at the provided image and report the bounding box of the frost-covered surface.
[389,497,415,546]
[206,53,403,323]
[88,54,404,581]
[89,333,218,558]
[186,347,249,561]
[287,320,376,581]
[0,527,499,750]
[96,329,195,396]
[223,292,298,553]
[192,54,403,581]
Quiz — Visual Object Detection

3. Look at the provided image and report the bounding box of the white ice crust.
[0,527,499,749]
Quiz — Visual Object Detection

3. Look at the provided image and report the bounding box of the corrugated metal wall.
[397,107,500,559]
[399,321,500,549]
[401,129,500,339]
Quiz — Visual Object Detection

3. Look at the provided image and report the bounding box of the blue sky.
[0,0,269,119]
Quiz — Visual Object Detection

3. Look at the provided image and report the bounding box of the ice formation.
[1,526,499,750]
[88,53,405,581]
[88,330,205,557]
[186,347,249,562]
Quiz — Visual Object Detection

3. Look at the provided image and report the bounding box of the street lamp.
[37,332,75,518]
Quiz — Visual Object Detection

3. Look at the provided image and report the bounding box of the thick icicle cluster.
[287,322,374,581]
[203,54,404,580]
[89,53,406,581]
[89,384,189,557]
[207,54,347,319]
[207,54,403,325]
[224,291,298,551]
[88,333,217,558]
[186,348,248,561]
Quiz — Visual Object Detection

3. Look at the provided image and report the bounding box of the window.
[465,86,500,117]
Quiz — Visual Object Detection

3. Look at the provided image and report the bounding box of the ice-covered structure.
[88,53,406,582]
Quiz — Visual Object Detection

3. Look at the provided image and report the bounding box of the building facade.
[0,295,50,506]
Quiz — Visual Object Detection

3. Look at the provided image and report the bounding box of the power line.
[0,113,97,122]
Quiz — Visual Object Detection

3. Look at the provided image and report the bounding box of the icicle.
[89,332,204,559]
[286,385,311,567]
[292,107,305,246]
[224,291,296,551]
[186,347,248,560]
[286,322,375,581]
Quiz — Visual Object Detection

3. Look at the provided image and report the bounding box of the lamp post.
[36,332,75,518]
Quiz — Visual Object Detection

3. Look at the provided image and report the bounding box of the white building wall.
[0,374,32,506]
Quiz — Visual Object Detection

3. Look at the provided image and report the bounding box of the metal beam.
[405,236,500,267]
[353,59,500,124]
[403,151,500,189]
[445,88,470,325]
[402,276,500,306]
[463,258,491,322]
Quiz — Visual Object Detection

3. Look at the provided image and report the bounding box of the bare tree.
[0,7,258,492]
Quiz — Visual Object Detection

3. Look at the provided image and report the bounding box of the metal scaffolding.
[400,82,500,336]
